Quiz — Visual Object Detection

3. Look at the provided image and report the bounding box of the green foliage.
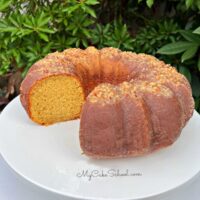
[138,0,155,8]
[183,0,200,10]
[157,28,200,70]
[91,24,112,48]
[0,0,99,76]
[193,27,200,35]
[0,0,13,11]
[133,19,180,55]
[137,0,200,9]
[158,30,200,60]
[62,0,99,47]
[92,20,134,50]
[0,0,134,77]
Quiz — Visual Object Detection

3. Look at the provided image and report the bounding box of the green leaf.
[66,37,77,45]
[37,28,55,34]
[195,97,200,110]
[21,29,33,36]
[0,0,12,11]
[179,66,191,82]
[9,15,19,27]
[84,6,96,18]
[179,30,200,43]
[146,0,154,8]
[82,19,94,27]
[191,74,200,98]
[37,12,51,27]
[193,27,200,35]
[121,25,127,38]
[22,65,31,77]
[63,4,80,14]
[181,45,198,62]
[23,23,33,29]
[104,24,110,33]
[198,57,200,72]
[42,43,52,54]
[72,27,78,36]
[82,39,88,48]
[82,28,91,38]
[185,0,193,9]
[38,32,49,42]
[85,0,99,5]
[197,0,200,10]
[157,42,194,55]
[0,26,17,32]
[75,39,80,47]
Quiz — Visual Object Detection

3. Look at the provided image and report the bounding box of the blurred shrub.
[133,19,180,55]
[0,0,135,76]
[0,0,100,76]
[92,19,134,50]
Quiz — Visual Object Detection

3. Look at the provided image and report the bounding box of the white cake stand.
[0,96,200,200]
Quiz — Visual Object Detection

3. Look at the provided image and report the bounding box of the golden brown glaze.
[20,46,194,158]
[20,58,78,122]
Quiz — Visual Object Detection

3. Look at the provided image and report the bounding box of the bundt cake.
[20,46,194,158]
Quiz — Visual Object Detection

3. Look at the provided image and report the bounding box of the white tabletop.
[0,154,200,200]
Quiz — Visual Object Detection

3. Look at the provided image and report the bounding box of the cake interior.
[29,75,84,125]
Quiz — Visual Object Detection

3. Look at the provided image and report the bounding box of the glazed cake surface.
[20,47,194,158]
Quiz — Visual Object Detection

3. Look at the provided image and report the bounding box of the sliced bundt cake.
[20,46,194,158]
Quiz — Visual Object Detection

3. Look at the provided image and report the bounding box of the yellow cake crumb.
[29,75,84,125]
